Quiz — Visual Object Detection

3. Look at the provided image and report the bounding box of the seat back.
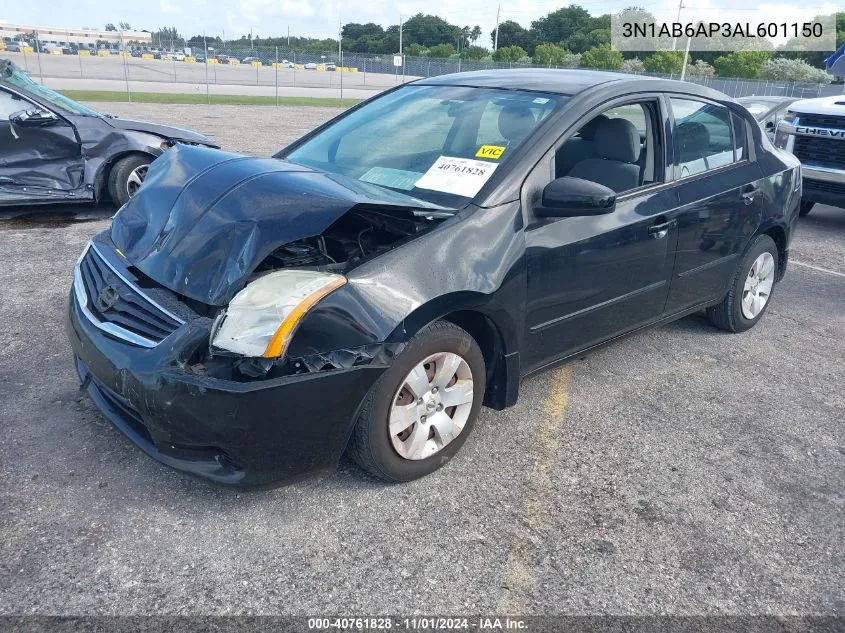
[567,118,642,193]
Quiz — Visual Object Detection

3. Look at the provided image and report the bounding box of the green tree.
[492,45,527,63]
[579,44,623,70]
[533,43,570,66]
[713,51,770,77]
[428,43,456,58]
[105,23,117,32]
[470,26,482,43]
[460,45,489,60]
[402,13,460,48]
[643,50,684,74]
[491,21,534,53]
[759,58,833,83]
[405,43,428,57]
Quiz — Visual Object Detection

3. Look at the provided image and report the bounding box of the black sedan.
[0,59,217,207]
[66,69,801,486]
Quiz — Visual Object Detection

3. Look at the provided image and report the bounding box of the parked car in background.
[774,95,845,216]
[0,59,218,207]
[304,62,317,69]
[5,42,22,53]
[242,56,264,65]
[66,69,801,487]
[736,96,799,141]
[325,63,337,71]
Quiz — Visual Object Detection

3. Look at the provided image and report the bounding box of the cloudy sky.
[1,0,839,45]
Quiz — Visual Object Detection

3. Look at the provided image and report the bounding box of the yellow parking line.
[497,364,573,614]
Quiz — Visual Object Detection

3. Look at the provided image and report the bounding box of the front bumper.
[66,287,385,487]
[802,165,845,208]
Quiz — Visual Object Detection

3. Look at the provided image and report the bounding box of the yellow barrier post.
[78,49,91,56]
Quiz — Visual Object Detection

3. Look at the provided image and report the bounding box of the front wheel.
[706,234,778,333]
[108,154,152,207]
[347,321,485,482]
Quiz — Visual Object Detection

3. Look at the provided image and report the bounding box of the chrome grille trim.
[72,241,185,348]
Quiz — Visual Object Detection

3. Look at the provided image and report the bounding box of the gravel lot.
[1,104,843,617]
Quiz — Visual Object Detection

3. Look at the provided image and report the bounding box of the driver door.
[0,87,85,203]
[522,96,680,373]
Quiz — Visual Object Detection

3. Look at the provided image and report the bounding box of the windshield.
[6,67,101,117]
[282,85,565,207]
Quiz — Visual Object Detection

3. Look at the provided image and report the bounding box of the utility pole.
[493,5,500,51]
[287,26,290,47]
[671,0,684,50]
[338,16,342,61]
[679,31,692,81]
[399,14,404,82]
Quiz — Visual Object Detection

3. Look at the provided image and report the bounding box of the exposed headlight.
[782,110,798,125]
[211,270,346,358]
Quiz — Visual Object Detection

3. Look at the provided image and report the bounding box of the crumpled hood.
[104,116,217,146]
[110,144,441,306]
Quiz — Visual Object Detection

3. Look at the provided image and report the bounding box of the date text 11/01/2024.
[307,618,528,630]
[621,21,825,39]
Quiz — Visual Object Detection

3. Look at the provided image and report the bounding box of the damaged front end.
[95,145,449,383]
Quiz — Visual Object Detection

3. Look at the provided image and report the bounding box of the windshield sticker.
[414,156,499,198]
[359,166,421,191]
[533,97,550,104]
[475,145,506,160]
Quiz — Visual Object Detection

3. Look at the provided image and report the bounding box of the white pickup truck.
[775,95,845,216]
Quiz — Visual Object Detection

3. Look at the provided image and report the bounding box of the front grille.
[798,113,845,129]
[793,136,845,169]
[804,179,845,196]
[77,245,182,345]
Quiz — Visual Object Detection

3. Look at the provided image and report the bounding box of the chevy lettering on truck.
[775,95,845,216]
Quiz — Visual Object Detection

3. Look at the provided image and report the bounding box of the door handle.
[741,187,761,205]
[648,219,676,238]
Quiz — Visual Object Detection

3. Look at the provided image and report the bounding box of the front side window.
[0,89,31,120]
[554,100,661,193]
[670,98,736,179]
[283,85,564,207]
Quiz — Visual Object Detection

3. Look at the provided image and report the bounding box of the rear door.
[0,86,86,204]
[664,97,763,312]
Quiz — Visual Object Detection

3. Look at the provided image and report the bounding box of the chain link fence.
[5,43,844,99]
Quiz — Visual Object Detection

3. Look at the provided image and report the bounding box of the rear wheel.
[347,321,485,482]
[108,154,152,207]
[799,200,814,217]
[706,234,778,333]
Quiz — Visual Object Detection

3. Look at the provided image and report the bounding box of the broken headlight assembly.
[211,270,346,358]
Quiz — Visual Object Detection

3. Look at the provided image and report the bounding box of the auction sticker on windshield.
[415,156,499,198]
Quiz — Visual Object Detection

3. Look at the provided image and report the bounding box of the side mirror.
[10,108,59,127]
[536,176,616,218]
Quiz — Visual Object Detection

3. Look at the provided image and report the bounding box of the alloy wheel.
[126,164,149,198]
[389,352,474,461]
[741,252,775,319]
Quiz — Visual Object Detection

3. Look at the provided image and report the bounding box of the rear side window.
[670,98,736,179]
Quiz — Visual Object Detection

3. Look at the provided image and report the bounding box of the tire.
[706,234,778,333]
[347,321,486,482]
[108,154,152,207]
[798,201,814,217]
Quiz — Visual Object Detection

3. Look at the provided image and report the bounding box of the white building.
[0,22,151,48]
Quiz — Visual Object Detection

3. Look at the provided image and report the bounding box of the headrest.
[578,114,609,141]
[675,121,710,157]
[593,118,641,164]
[498,104,536,143]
